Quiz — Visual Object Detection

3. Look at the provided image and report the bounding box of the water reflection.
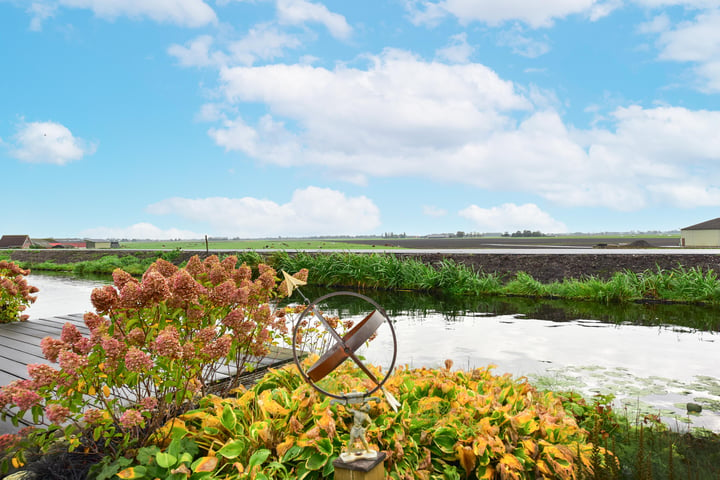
[18,274,720,432]
[25,272,111,320]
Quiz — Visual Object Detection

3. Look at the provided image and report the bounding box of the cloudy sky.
[2,0,720,239]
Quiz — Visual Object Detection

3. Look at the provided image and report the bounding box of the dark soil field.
[335,236,680,249]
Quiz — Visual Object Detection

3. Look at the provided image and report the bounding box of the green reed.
[271,252,720,306]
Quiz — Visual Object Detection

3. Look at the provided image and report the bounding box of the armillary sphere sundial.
[283,271,400,463]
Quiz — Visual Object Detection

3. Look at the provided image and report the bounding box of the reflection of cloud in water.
[25,273,110,319]
[364,313,720,432]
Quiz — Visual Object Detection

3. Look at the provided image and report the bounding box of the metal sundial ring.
[291,290,398,401]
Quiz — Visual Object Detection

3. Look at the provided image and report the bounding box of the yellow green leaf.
[117,466,146,479]
[192,456,218,473]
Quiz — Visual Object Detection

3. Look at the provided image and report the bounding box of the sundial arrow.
[282,270,307,297]
[307,310,384,382]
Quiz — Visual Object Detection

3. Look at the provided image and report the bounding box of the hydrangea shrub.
[0,260,38,323]
[0,255,307,467]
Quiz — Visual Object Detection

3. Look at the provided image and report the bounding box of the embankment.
[7,249,720,283]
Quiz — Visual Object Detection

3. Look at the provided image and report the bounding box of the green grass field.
[119,239,395,250]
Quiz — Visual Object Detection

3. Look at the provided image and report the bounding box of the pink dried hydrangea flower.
[83,409,105,424]
[58,350,88,376]
[27,363,59,388]
[235,286,250,305]
[220,256,237,272]
[171,270,203,304]
[200,335,232,361]
[203,255,220,269]
[60,323,83,346]
[119,281,143,309]
[119,409,145,429]
[40,337,68,363]
[210,280,236,306]
[138,396,158,411]
[83,312,107,332]
[195,326,216,346]
[233,264,252,284]
[91,285,119,314]
[125,347,154,372]
[74,337,94,355]
[0,380,37,410]
[101,336,124,360]
[153,326,183,359]
[112,268,135,289]
[140,270,170,305]
[208,264,229,286]
[45,404,71,424]
[153,258,179,278]
[185,256,206,277]
[127,327,145,345]
[12,387,41,411]
[222,309,244,330]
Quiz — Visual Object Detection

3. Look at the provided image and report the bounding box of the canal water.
[22,273,720,432]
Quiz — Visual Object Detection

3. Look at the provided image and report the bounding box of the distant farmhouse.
[680,218,720,247]
[0,235,117,249]
[0,235,32,249]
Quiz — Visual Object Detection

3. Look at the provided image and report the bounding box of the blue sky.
[2,0,720,239]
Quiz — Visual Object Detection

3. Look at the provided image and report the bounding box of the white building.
[680,218,720,247]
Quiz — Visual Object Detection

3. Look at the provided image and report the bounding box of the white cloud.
[276,0,352,39]
[641,10,720,92]
[227,23,302,65]
[496,26,551,58]
[81,223,201,240]
[205,49,720,211]
[168,35,228,67]
[435,33,474,63]
[656,10,720,62]
[647,183,720,206]
[459,203,568,233]
[34,0,217,27]
[8,120,96,165]
[632,0,719,8]
[423,205,448,217]
[405,0,603,29]
[146,187,381,237]
[168,25,301,68]
[637,13,671,34]
[28,2,57,31]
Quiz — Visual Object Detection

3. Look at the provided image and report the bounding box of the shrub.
[0,255,308,473]
[107,360,607,480]
[0,260,38,323]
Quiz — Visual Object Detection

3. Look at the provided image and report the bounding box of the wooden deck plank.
[0,370,21,386]
[0,322,67,338]
[29,317,90,334]
[1,315,294,384]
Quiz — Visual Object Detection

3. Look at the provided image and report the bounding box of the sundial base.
[333,451,386,480]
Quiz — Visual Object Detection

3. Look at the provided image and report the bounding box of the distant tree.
[456,231,465,238]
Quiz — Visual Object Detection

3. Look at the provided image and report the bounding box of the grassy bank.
[272,251,720,305]
[7,250,720,306]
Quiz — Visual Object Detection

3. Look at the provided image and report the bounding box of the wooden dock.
[0,314,294,433]
[0,314,90,387]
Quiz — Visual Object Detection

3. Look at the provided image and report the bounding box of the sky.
[2,0,720,239]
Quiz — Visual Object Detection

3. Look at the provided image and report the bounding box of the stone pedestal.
[333,451,386,480]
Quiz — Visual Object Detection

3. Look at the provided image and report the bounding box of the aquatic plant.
[0,256,308,473]
[0,260,39,323]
